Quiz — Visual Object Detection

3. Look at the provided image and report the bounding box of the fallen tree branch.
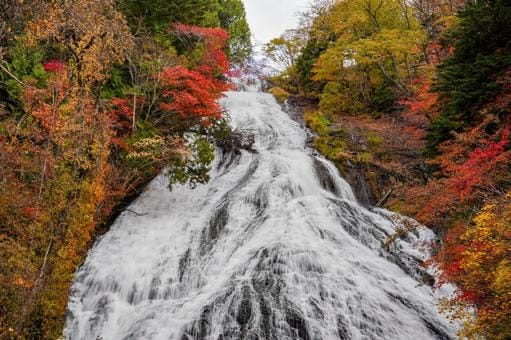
[376,188,393,207]
[0,61,27,86]
[38,239,53,279]
[125,208,149,216]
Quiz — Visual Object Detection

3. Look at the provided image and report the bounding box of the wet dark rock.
[387,292,453,340]
[90,296,110,329]
[127,284,137,305]
[236,286,253,327]
[422,317,452,340]
[257,295,275,339]
[421,272,436,287]
[208,202,229,241]
[285,306,311,340]
[182,305,212,340]
[200,201,230,254]
[148,277,161,300]
[313,158,339,195]
[309,298,324,320]
[178,248,191,282]
[336,315,351,340]
[217,129,256,155]
[252,185,269,215]
[217,149,242,172]
[341,165,375,205]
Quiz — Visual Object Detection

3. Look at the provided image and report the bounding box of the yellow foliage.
[26,0,133,88]
[444,193,511,339]
[313,0,426,99]
[0,58,115,338]
[268,86,290,104]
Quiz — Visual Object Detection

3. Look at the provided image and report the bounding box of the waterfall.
[65,86,456,340]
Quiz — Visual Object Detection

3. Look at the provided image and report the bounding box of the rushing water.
[65,86,456,340]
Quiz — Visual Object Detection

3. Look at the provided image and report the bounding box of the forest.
[0,0,250,337]
[265,0,510,338]
[0,0,510,339]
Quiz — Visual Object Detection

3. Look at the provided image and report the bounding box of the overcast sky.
[242,0,310,47]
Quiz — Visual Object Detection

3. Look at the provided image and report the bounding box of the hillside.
[265,0,511,338]
[0,0,251,337]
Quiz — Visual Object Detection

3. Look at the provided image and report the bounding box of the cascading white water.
[65,86,456,340]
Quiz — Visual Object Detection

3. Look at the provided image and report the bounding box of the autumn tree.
[0,59,116,337]
[26,0,133,90]
[437,192,511,339]
[264,30,304,72]
[264,30,306,93]
[0,1,136,337]
[0,0,242,337]
[156,24,231,186]
[297,0,427,116]
[104,23,233,191]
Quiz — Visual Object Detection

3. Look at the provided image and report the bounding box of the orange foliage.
[399,78,439,118]
[172,23,230,77]
[158,24,231,128]
[160,65,225,123]
[0,62,114,338]
[403,108,510,228]
[444,128,509,200]
[109,96,145,148]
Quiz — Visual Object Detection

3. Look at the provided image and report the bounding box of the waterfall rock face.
[65,87,455,340]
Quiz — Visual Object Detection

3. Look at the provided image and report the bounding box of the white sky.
[242,0,310,46]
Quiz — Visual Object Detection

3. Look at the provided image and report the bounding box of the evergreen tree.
[295,36,330,95]
[120,0,218,33]
[120,0,252,64]
[217,0,253,65]
[429,0,511,148]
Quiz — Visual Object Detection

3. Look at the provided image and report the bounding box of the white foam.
[65,88,456,340]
